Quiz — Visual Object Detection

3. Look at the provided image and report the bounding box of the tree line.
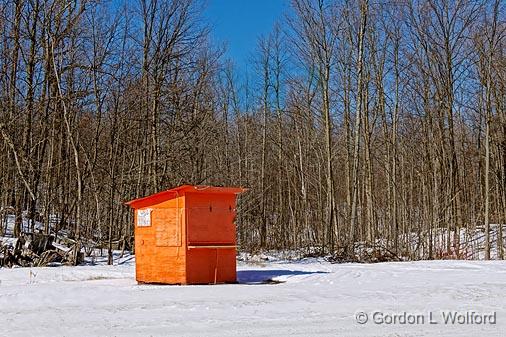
[0,0,504,262]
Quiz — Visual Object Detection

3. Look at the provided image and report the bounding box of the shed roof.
[125,185,246,209]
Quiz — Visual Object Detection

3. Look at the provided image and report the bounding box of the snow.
[1,256,506,336]
[1,214,46,236]
[52,241,72,252]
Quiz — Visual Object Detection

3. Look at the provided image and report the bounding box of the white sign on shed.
[137,209,152,227]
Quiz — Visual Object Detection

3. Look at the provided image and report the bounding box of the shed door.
[152,208,182,247]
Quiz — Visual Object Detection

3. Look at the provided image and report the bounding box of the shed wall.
[134,196,187,284]
[185,192,238,283]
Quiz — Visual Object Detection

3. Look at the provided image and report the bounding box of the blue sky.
[205,0,288,71]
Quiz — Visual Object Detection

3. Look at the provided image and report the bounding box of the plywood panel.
[186,248,236,284]
[156,195,186,209]
[184,192,236,209]
[136,245,187,284]
[187,208,236,244]
[153,208,181,247]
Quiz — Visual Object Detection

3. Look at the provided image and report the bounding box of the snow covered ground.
[1,255,506,337]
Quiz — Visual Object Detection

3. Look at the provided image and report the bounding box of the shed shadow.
[237,269,329,285]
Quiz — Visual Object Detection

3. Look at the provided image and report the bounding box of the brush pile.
[0,233,82,268]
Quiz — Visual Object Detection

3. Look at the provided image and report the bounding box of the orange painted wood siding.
[134,196,187,284]
[185,192,238,283]
[186,248,236,284]
[185,192,237,245]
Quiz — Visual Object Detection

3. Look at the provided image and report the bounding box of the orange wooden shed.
[125,185,246,285]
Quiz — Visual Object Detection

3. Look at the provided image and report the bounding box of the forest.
[0,0,505,263]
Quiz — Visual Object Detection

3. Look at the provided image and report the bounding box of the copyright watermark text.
[355,311,497,325]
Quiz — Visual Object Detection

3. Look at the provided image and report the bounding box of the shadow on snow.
[237,269,328,284]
